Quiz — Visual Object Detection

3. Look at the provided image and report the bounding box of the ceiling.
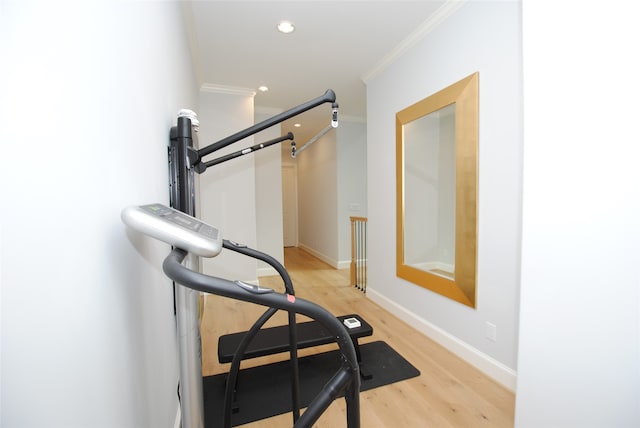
[183,1,447,147]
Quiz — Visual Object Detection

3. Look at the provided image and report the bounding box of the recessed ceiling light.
[294,123,301,127]
[277,21,295,34]
[258,86,269,92]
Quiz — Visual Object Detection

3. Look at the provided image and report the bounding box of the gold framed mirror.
[396,72,478,307]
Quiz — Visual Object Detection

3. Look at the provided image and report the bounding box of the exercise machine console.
[121,204,222,257]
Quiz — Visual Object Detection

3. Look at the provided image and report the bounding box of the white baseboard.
[298,243,339,269]
[337,260,351,270]
[294,244,351,271]
[367,288,517,392]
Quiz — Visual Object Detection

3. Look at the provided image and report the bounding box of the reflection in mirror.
[396,72,478,307]
[403,103,456,280]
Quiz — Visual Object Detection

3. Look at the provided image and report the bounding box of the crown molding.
[200,83,256,97]
[361,0,466,84]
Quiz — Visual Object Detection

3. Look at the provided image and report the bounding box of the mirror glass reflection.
[403,103,456,280]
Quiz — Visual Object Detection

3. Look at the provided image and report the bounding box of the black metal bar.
[222,240,294,294]
[196,89,336,161]
[361,221,364,292]
[288,310,301,422]
[220,239,301,422]
[357,221,361,290]
[356,221,359,290]
[294,367,353,427]
[359,221,363,291]
[363,221,367,293]
[202,132,294,170]
[223,307,277,428]
[169,116,194,213]
[344,376,360,428]
[356,221,360,290]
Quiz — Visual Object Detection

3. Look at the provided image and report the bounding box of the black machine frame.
[167,90,359,428]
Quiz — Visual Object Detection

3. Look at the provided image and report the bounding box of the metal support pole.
[169,117,204,428]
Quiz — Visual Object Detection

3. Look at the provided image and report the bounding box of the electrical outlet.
[485,322,497,342]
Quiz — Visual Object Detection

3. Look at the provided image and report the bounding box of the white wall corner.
[367,288,517,391]
[298,243,339,269]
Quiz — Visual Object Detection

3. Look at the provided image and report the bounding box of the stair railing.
[350,216,368,293]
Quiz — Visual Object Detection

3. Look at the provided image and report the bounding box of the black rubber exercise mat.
[203,340,421,427]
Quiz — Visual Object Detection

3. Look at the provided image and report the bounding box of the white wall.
[195,99,284,281]
[254,109,285,275]
[197,87,258,283]
[337,121,368,265]
[297,130,339,265]
[403,108,455,268]
[294,120,367,268]
[281,142,299,248]
[366,1,522,388]
[516,1,640,426]
[1,1,197,426]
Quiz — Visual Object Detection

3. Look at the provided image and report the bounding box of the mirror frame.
[396,72,478,307]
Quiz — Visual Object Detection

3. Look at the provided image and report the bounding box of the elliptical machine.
[122,90,360,428]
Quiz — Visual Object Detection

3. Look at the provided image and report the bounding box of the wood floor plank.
[200,247,515,427]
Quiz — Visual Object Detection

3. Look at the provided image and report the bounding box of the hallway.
[200,247,514,427]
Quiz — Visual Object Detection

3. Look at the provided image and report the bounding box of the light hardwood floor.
[200,247,515,427]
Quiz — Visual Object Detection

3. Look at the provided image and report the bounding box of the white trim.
[337,260,351,270]
[411,261,454,274]
[361,0,467,83]
[200,83,256,97]
[367,288,517,391]
[298,243,339,269]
